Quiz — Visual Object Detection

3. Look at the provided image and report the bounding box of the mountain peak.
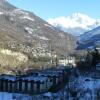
[72,13,88,17]
[71,13,93,21]
[78,26,100,49]
[47,13,100,36]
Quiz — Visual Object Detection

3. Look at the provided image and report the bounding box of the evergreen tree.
[91,48,100,67]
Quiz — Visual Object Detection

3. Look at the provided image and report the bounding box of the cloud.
[47,13,100,36]
[48,13,99,29]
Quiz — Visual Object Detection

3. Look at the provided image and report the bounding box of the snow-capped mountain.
[77,26,100,49]
[47,13,100,36]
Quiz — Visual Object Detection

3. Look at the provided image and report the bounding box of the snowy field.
[0,92,44,100]
[67,76,100,100]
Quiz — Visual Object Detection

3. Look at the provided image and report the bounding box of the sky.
[8,0,100,20]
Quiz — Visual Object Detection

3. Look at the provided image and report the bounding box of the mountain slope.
[0,0,76,71]
[47,13,100,36]
[77,26,100,49]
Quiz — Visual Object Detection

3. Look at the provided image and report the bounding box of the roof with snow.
[0,75,16,81]
[21,75,48,82]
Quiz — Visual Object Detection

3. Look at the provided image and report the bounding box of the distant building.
[0,74,49,94]
[59,57,76,67]
[96,63,100,71]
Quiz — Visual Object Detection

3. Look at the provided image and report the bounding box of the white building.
[59,57,76,67]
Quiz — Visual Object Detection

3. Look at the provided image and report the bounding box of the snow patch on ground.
[24,27,33,34]
[44,24,52,28]
[11,9,35,21]
[36,35,49,40]
[13,9,29,16]
[37,26,41,29]
[0,12,3,15]
[21,16,35,21]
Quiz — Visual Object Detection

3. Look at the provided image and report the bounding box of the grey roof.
[21,76,48,82]
[0,75,16,81]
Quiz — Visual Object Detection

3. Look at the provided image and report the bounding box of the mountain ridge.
[0,0,76,72]
[77,26,100,49]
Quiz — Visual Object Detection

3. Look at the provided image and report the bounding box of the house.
[0,66,69,95]
[0,75,16,92]
[38,67,69,86]
[0,74,50,94]
[39,71,58,86]
[59,57,76,67]
[96,63,100,71]
[21,75,49,94]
